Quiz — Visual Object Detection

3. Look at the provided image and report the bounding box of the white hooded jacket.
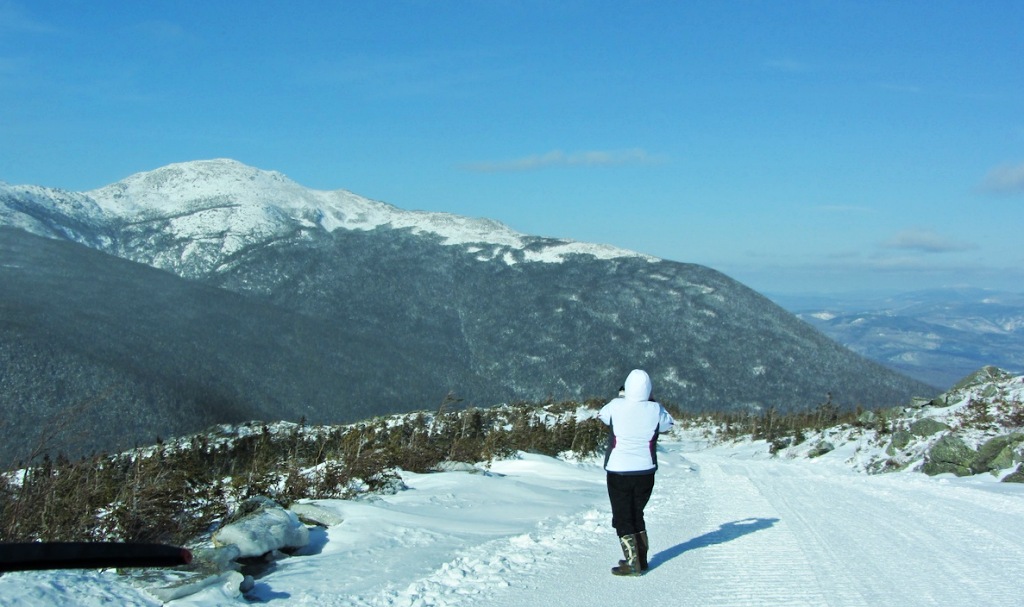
[598,369,675,474]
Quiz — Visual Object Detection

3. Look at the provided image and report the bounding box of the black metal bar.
[0,542,193,572]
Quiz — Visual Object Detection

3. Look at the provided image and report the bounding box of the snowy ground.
[3,433,1023,606]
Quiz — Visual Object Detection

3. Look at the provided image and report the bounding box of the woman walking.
[599,369,675,576]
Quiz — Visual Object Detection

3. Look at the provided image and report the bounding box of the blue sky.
[2,1,1022,296]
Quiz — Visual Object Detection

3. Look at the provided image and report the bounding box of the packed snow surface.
[3,432,1022,606]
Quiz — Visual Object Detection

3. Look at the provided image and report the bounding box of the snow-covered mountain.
[0,182,113,249]
[0,160,935,462]
[79,159,651,278]
[7,159,648,279]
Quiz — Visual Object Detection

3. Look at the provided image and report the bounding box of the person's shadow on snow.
[649,517,779,570]
[245,583,291,603]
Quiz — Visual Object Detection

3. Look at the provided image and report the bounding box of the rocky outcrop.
[888,430,913,453]
[909,418,951,437]
[970,433,1024,475]
[808,441,835,458]
[922,435,977,477]
[1003,465,1024,483]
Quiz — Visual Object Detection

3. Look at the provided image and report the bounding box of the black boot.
[618,531,649,572]
[637,530,649,571]
[611,534,641,576]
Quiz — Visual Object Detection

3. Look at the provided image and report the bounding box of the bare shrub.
[0,400,611,545]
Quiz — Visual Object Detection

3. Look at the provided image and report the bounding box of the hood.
[623,369,652,402]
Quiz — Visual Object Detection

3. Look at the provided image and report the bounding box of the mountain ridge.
[81,159,652,275]
[0,160,936,462]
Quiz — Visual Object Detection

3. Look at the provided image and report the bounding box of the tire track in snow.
[662,449,831,607]
[712,455,1024,607]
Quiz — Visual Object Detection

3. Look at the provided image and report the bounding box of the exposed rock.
[239,574,256,594]
[187,544,242,575]
[922,435,977,476]
[1002,465,1024,483]
[858,411,878,426]
[289,502,345,528]
[432,461,482,473]
[949,366,1016,394]
[910,397,933,409]
[890,430,913,451]
[808,441,835,458]
[970,433,1024,474]
[909,418,950,437]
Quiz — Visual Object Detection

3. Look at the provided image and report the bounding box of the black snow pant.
[607,472,656,537]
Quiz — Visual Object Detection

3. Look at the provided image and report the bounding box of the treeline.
[680,400,889,453]
[0,400,609,547]
[1,396,907,548]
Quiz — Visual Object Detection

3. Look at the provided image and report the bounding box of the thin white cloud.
[979,162,1024,194]
[881,228,975,254]
[461,148,659,173]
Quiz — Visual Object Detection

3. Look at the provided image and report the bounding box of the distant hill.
[773,289,1024,389]
[0,160,935,464]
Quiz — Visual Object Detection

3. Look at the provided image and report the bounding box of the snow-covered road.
[3,437,1023,606]
[481,439,1024,607]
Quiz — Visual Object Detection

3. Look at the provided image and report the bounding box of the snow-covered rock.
[211,496,309,558]
[288,502,345,528]
[188,544,242,574]
[768,368,1024,480]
